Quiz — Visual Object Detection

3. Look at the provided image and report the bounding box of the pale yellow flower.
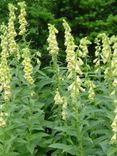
[22,47,34,85]
[54,89,63,105]
[110,133,116,144]
[85,80,96,101]
[0,24,11,101]
[8,4,18,55]
[47,24,59,56]
[62,97,68,120]
[18,1,27,35]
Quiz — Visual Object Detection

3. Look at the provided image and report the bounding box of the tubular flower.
[93,37,101,73]
[0,116,6,127]
[101,34,111,80]
[22,47,34,85]
[7,4,18,55]
[85,80,95,102]
[47,24,59,56]
[63,19,79,78]
[111,101,117,144]
[54,88,63,105]
[62,97,68,120]
[111,37,117,84]
[100,33,111,64]
[68,76,83,99]
[110,37,117,144]
[18,1,27,35]
[78,37,91,58]
[0,112,8,127]
[0,63,11,101]
[95,33,111,81]
[0,25,11,101]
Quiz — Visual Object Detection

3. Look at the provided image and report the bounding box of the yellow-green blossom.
[62,97,68,120]
[22,47,34,85]
[0,24,11,101]
[93,37,101,73]
[94,33,111,80]
[54,88,63,105]
[0,112,8,127]
[111,37,117,84]
[8,4,18,55]
[68,76,83,98]
[47,24,59,56]
[111,107,117,144]
[85,80,95,101]
[110,36,117,144]
[111,133,116,144]
[63,19,78,78]
[78,37,91,58]
[102,34,111,80]
[63,19,84,103]
[18,1,27,35]
[100,33,111,64]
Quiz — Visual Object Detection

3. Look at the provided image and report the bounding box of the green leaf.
[49,143,80,155]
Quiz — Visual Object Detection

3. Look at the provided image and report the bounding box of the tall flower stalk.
[110,36,117,144]
[63,19,83,106]
[0,24,11,101]
[47,24,64,119]
[95,33,112,82]
[63,19,84,156]
[7,4,19,58]
[93,36,102,78]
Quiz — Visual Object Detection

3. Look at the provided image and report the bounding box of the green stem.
[52,54,60,90]
[71,55,84,156]
[52,54,62,121]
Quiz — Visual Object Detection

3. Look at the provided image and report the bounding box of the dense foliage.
[0,1,117,156]
[0,0,117,52]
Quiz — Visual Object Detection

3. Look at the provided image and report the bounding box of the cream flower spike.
[18,1,27,36]
[22,47,34,85]
[47,24,59,56]
[0,24,11,101]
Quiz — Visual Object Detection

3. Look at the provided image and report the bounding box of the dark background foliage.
[0,0,117,59]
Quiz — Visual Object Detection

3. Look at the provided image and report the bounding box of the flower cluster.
[111,36,117,88]
[93,37,101,73]
[111,100,117,144]
[18,1,27,36]
[101,34,111,81]
[62,97,68,120]
[8,4,18,55]
[54,88,63,105]
[94,33,111,81]
[110,36,117,144]
[0,24,11,101]
[22,47,34,85]
[100,33,111,64]
[78,37,91,58]
[54,89,68,120]
[63,19,84,103]
[47,24,59,56]
[85,80,95,102]
[63,19,78,78]
[68,76,83,99]
[0,112,7,127]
